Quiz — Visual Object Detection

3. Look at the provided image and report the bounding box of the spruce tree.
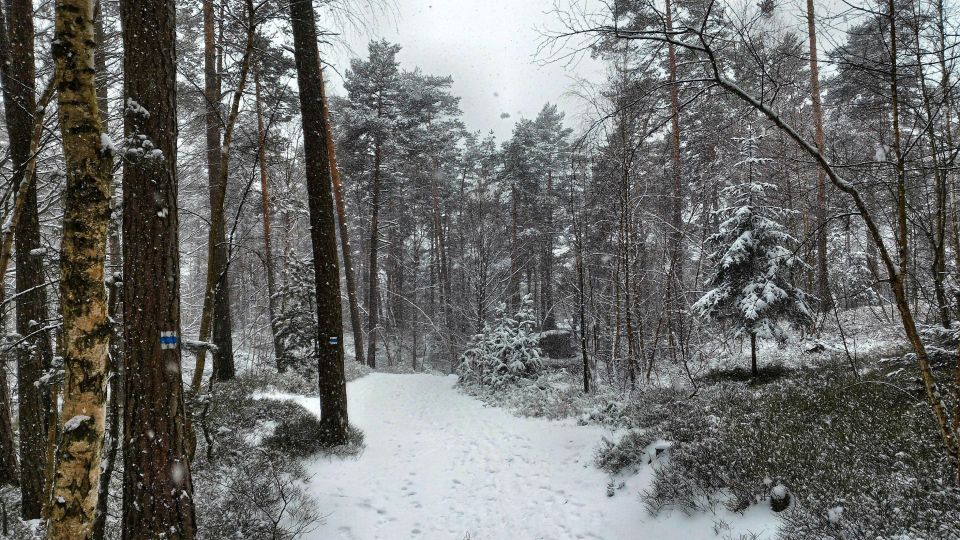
[693,134,813,376]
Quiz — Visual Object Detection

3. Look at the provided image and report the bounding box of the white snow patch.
[63,415,91,432]
[266,373,780,539]
[100,132,115,154]
[828,505,844,523]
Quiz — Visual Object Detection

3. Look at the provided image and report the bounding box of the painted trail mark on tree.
[278,373,777,539]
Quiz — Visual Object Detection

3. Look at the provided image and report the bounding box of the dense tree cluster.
[2,0,960,536]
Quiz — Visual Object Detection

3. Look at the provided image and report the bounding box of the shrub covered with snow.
[597,362,960,539]
[458,295,544,389]
[189,372,365,539]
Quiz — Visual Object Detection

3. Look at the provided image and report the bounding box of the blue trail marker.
[160,331,178,350]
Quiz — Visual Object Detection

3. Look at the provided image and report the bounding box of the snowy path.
[276,373,777,540]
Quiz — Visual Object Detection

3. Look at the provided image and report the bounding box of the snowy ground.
[263,373,779,540]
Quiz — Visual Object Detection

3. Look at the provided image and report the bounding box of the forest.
[1,0,960,538]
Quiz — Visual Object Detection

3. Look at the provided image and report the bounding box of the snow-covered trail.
[280,373,777,540]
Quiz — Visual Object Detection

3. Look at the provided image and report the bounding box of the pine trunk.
[5,0,54,518]
[253,68,289,372]
[318,69,366,367]
[805,0,833,312]
[0,2,18,491]
[119,0,196,536]
[664,0,685,366]
[288,0,350,445]
[47,0,114,536]
[509,183,520,312]
[542,171,555,330]
[366,140,382,369]
[194,0,237,386]
[93,2,122,535]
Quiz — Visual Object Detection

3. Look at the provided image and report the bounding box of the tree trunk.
[0,80,54,495]
[288,0,350,445]
[318,67,366,367]
[805,0,833,312]
[430,158,455,369]
[664,0,685,364]
[508,183,520,312]
[93,3,122,535]
[750,333,758,378]
[118,0,196,536]
[193,0,241,387]
[542,171,555,330]
[366,140,382,369]
[4,0,54,518]
[0,356,16,488]
[576,213,590,393]
[0,2,18,492]
[253,67,288,372]
[46,0,114,536]
[908,7,951,329]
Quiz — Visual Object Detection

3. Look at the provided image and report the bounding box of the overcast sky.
[322,0,605,141]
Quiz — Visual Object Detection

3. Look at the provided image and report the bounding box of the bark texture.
[288,0,350,445]
[366,140,383,368]
[47,0,114,536]
[0,0,19,490]
[5,0,55,518]
[92,3,123,536]
[119,0,196,536]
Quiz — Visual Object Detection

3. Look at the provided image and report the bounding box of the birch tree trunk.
[119,0,196,535]
[46,0,114,536]
[288,0,350,444]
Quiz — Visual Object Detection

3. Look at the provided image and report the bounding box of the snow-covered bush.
[189,372,365,539]
[458,295,544,389]
[597,362,960,539]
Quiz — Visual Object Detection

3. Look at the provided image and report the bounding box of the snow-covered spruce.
[694,134,813,376]
[458,294,544,389]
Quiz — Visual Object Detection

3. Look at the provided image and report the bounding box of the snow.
[827,505,844,523]
[63,415,91,432]
[100,132,115,154]
[267,373,780,539]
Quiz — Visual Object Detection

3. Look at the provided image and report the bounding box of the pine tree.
[341,40,404,369]
[693,134,812,377]
[287,0,350,445]
[119,0,196,535]
[4,0,54,518]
